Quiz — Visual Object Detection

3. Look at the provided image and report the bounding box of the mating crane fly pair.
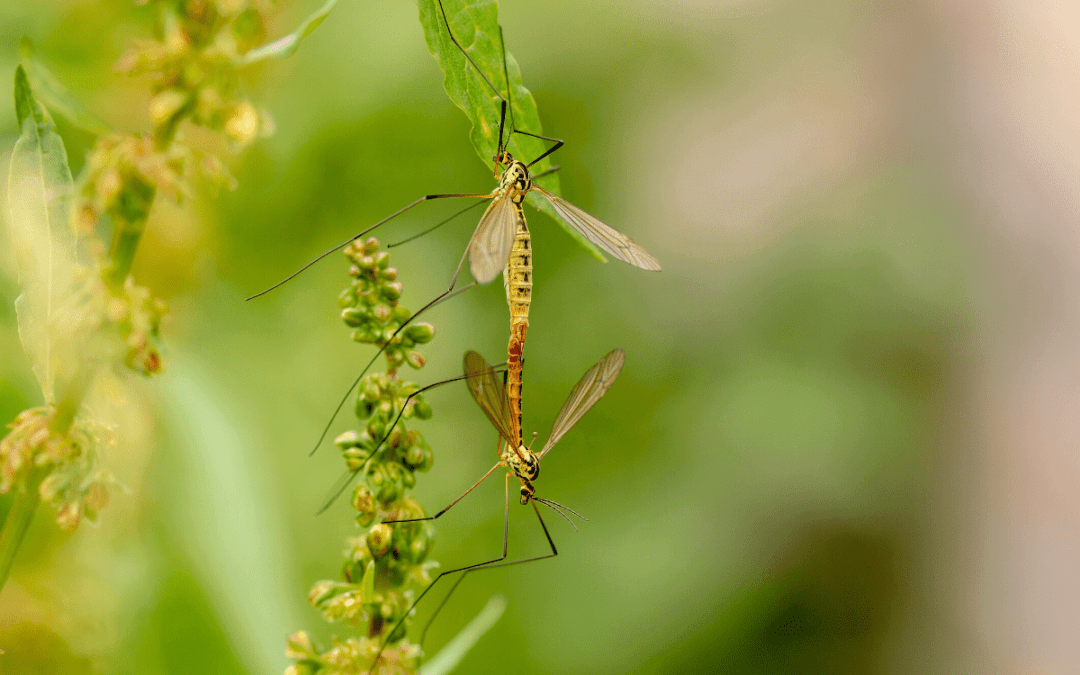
[248,0,661,666]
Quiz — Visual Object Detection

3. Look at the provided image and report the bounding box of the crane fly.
[247,0,660,466]
[369,346,626,667]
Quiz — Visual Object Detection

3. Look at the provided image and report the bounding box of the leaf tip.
[13,64,32,128]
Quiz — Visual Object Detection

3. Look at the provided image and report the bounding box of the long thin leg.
[388,198,488,249]
[246,191,492,300]
[315,363,508,515]
[371,473,513,668]
[417,498,559,653]
[384,461,503,524]
[308,257,476,458]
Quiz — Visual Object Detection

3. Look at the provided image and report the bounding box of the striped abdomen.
[504,202,531,448]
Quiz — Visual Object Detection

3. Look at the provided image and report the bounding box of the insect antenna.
[533,496,588,530]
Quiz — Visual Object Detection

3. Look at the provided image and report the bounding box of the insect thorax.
[506,444,540,499]
[497,154,531,203]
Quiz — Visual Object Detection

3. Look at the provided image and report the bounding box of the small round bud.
[341,307,365,327]
[392,307,411,323]
[381,282,403,302]
[354,397,376,420]
[374,252,390,269]
[404,323,435,344]
[334,430,363,449]
[412,399,433,420]
[366,524,393,558]
[405,351,426,370]
[404,443,424,469]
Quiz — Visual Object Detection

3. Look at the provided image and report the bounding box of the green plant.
[0,0,335,594]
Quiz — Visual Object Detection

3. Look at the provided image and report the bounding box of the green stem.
[0,468,47,593]
[104,175,156,290]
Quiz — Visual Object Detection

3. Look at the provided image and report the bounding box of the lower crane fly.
[247,0,659,463]
[366,347,626,667]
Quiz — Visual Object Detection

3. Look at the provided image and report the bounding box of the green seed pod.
[355,397,376,421]
[376,476,400,504]
[352,485,377,526]
[366,524,393,558]
[418,444,434,472]
[366,418,385,440]
[404,442,424,469]
[334,430,363,449]
[307,580,338,606]
[381,282,403,302]
[405,350,426,370]
[412,399,433,420]
[410,536,429,564]
[361,381,381,403]
[387,426,402,449]
[342,447,370,471]
[404,323,435,344]
[341,307,365,327]
[392,306,411,323]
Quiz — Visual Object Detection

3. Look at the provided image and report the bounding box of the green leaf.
[237,0,339,65]
[361,559,375,602]
[415,0,606,262]
[18,37,111,135]
[7,65,78,403]
[420,595,507,675]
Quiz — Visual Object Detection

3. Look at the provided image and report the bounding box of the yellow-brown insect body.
[502,443,540,505]
[498,153,533,449]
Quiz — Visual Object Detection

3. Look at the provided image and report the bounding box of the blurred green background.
[1,0,1031,673]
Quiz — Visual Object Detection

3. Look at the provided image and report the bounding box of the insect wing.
[468,193,517,284]
[464,350,517,445]
[538,348,626,460]
[316,466,362,515]
[531,186,661,272]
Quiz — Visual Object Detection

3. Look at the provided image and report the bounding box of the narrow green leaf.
[18,37,111,135]
[237,0,339,65]
[7,65,78,403]
[420,595,507,675]
[361,559,375,602]
[415,0,606,262]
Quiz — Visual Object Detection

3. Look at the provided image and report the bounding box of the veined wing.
[531,185,661,272]
[538,348,626,460]
[468,192,517,284]
[464,350,517,446]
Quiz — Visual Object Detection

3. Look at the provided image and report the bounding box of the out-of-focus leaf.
[18,37,111,135]
[415,0,605,262]
[420,595,506,675]
[161,358,305,675]
[7,65,77,403]
[237,0,339,65]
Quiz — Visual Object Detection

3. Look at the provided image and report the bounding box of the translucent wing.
[464,350,517,446]
[315,466,362,515]
[468,193,517,284]
[538,348,626,460]
[531,185,661,272]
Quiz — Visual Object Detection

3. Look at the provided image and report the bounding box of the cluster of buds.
[287,239,437,675]
[0,407,116,531]
[116,0,275,149]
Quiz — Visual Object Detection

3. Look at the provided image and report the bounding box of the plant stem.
[0,468,47,593]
